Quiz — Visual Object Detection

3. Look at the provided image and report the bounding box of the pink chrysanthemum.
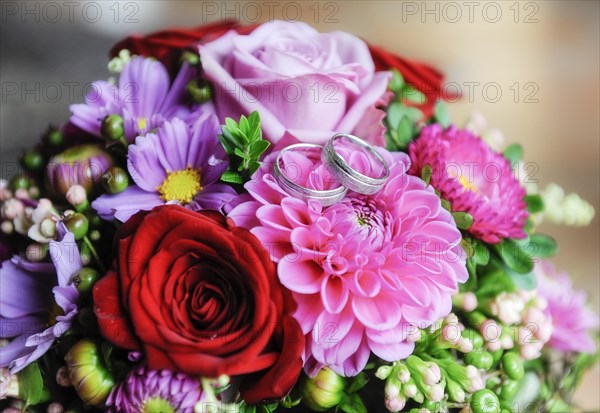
[535,261,599,354]
[229,147,468,376]
[408,125,528,244]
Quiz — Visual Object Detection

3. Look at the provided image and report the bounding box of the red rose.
[93,205,303,403]
[110,21,447,117]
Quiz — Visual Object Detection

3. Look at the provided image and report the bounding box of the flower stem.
[83,236,105,273]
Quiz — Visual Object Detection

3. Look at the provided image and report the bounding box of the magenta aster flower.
[408,125,528,244]
[535,261,599,354]
[106,365,205,413]
[92,115,236,222]
[70,56,195,142]
[0,224,80,373]
[229,148,468,376]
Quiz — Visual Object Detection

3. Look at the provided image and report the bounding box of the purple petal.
[49,232,82,287]
[0,259,54,320]
[120,57,170,118]
[127,133,168,191]
[91,186,164,223]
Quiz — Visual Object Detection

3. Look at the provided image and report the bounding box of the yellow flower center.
[138,117,147,131]
[157,167,202,204]
[459,175,478,193]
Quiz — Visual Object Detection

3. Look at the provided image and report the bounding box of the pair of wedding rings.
[273,134,390,206]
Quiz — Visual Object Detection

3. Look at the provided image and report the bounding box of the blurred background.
[1,0,598,409]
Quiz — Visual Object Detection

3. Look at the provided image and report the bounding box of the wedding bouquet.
[0,20,598,413]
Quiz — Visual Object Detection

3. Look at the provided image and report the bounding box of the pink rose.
[200,20,391,147]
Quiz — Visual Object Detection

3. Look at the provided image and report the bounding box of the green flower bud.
[471,389,501,413]
[501,352,524,381]
[491,349,504,364]
[499,379,519,401]
[446,379,465,403]
[65,339,114,407]
[465,350,494,370]
[301,368,345,412]
[86,212,102,229]
[181,51,200,66]
[102,166,129,194]
[186,79,212,103]
[100,114,124,141]
[462,329,484,350]
[64,213,89,240]
[10,175,30,191]
[375,365,393,380]
[69,268,100,295]
[22,150,44,171]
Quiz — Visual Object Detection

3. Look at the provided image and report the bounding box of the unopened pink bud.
[47,403,64,413]
[461,292,478,311]
[66,185,87,207]
[1,199,23,220]
[428,384,444,402]
[1,221,13,235]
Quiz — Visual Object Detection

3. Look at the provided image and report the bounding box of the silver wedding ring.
[322,133,390,195]
[274,143,348,207]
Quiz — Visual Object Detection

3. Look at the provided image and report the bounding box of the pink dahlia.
[229,147,468,376]
[408,125,528,244]
[535,261,599,354]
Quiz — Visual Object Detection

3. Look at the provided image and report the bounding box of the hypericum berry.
[471,389,501,413]
[464,350,494,371]
[48,129,63,146]
[22,150,44,171]
[301,368,345,412]
[501,352,524,381]
[69,267,100,295]
[10,175,30,191]
[186,79,212,103]
[100,114,124,141]
[499,379,519,401]
[64,213,89,240]
[102,166,129,194]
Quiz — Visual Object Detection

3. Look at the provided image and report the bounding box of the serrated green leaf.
[528,233,558,258]
[421,164,433,186]
[221,171,244,184]
[494,238,534,274]
[434,101,451,127]
[504,143,523,164]
[452,211,474,230]
[525,194,544,214]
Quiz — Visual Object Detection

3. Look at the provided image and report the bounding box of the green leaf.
[525,194,544,214]
[440,198,452,212]
[389,69,404,92]
[494,238,534,274]
[18,362,48,406]
[473,242,491,266]
[421,164,433,186]
[220,171,244,184]
[239,114,250,132]
[528,233,558,258]
[249,140,270,158]
[234,147,249,159]
[434,100,451,127]
[477,269,517,297]
[452,211,474,230]
[401,85,426,104]
[507,269,537,290]
[395,115,413,149]
[339,393,367,413]
[347,372,370,394]
[504,143,523,164]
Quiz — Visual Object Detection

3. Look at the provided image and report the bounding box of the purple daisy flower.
[0,224,80,373]
[70,56,195,142]
[92,115,236,222]
[106,365,205,413]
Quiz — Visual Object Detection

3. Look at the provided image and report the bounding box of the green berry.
[181,51,200,66]
[22,150,44,171]
[499,379,519,401]
[102,167,129,194]
[491,349,504,364]
[65,213,89,240]
[48,130,63,146]
[70,268,100,295]
[501,352,524,381]
[301,368,345,412]
[100,114,124,141]
[465,350,494,370]
[471,389,501,413]
[10,175,31,191]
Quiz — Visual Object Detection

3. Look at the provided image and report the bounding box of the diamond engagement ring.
[273,143,348,206]
[322,133,390,195]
